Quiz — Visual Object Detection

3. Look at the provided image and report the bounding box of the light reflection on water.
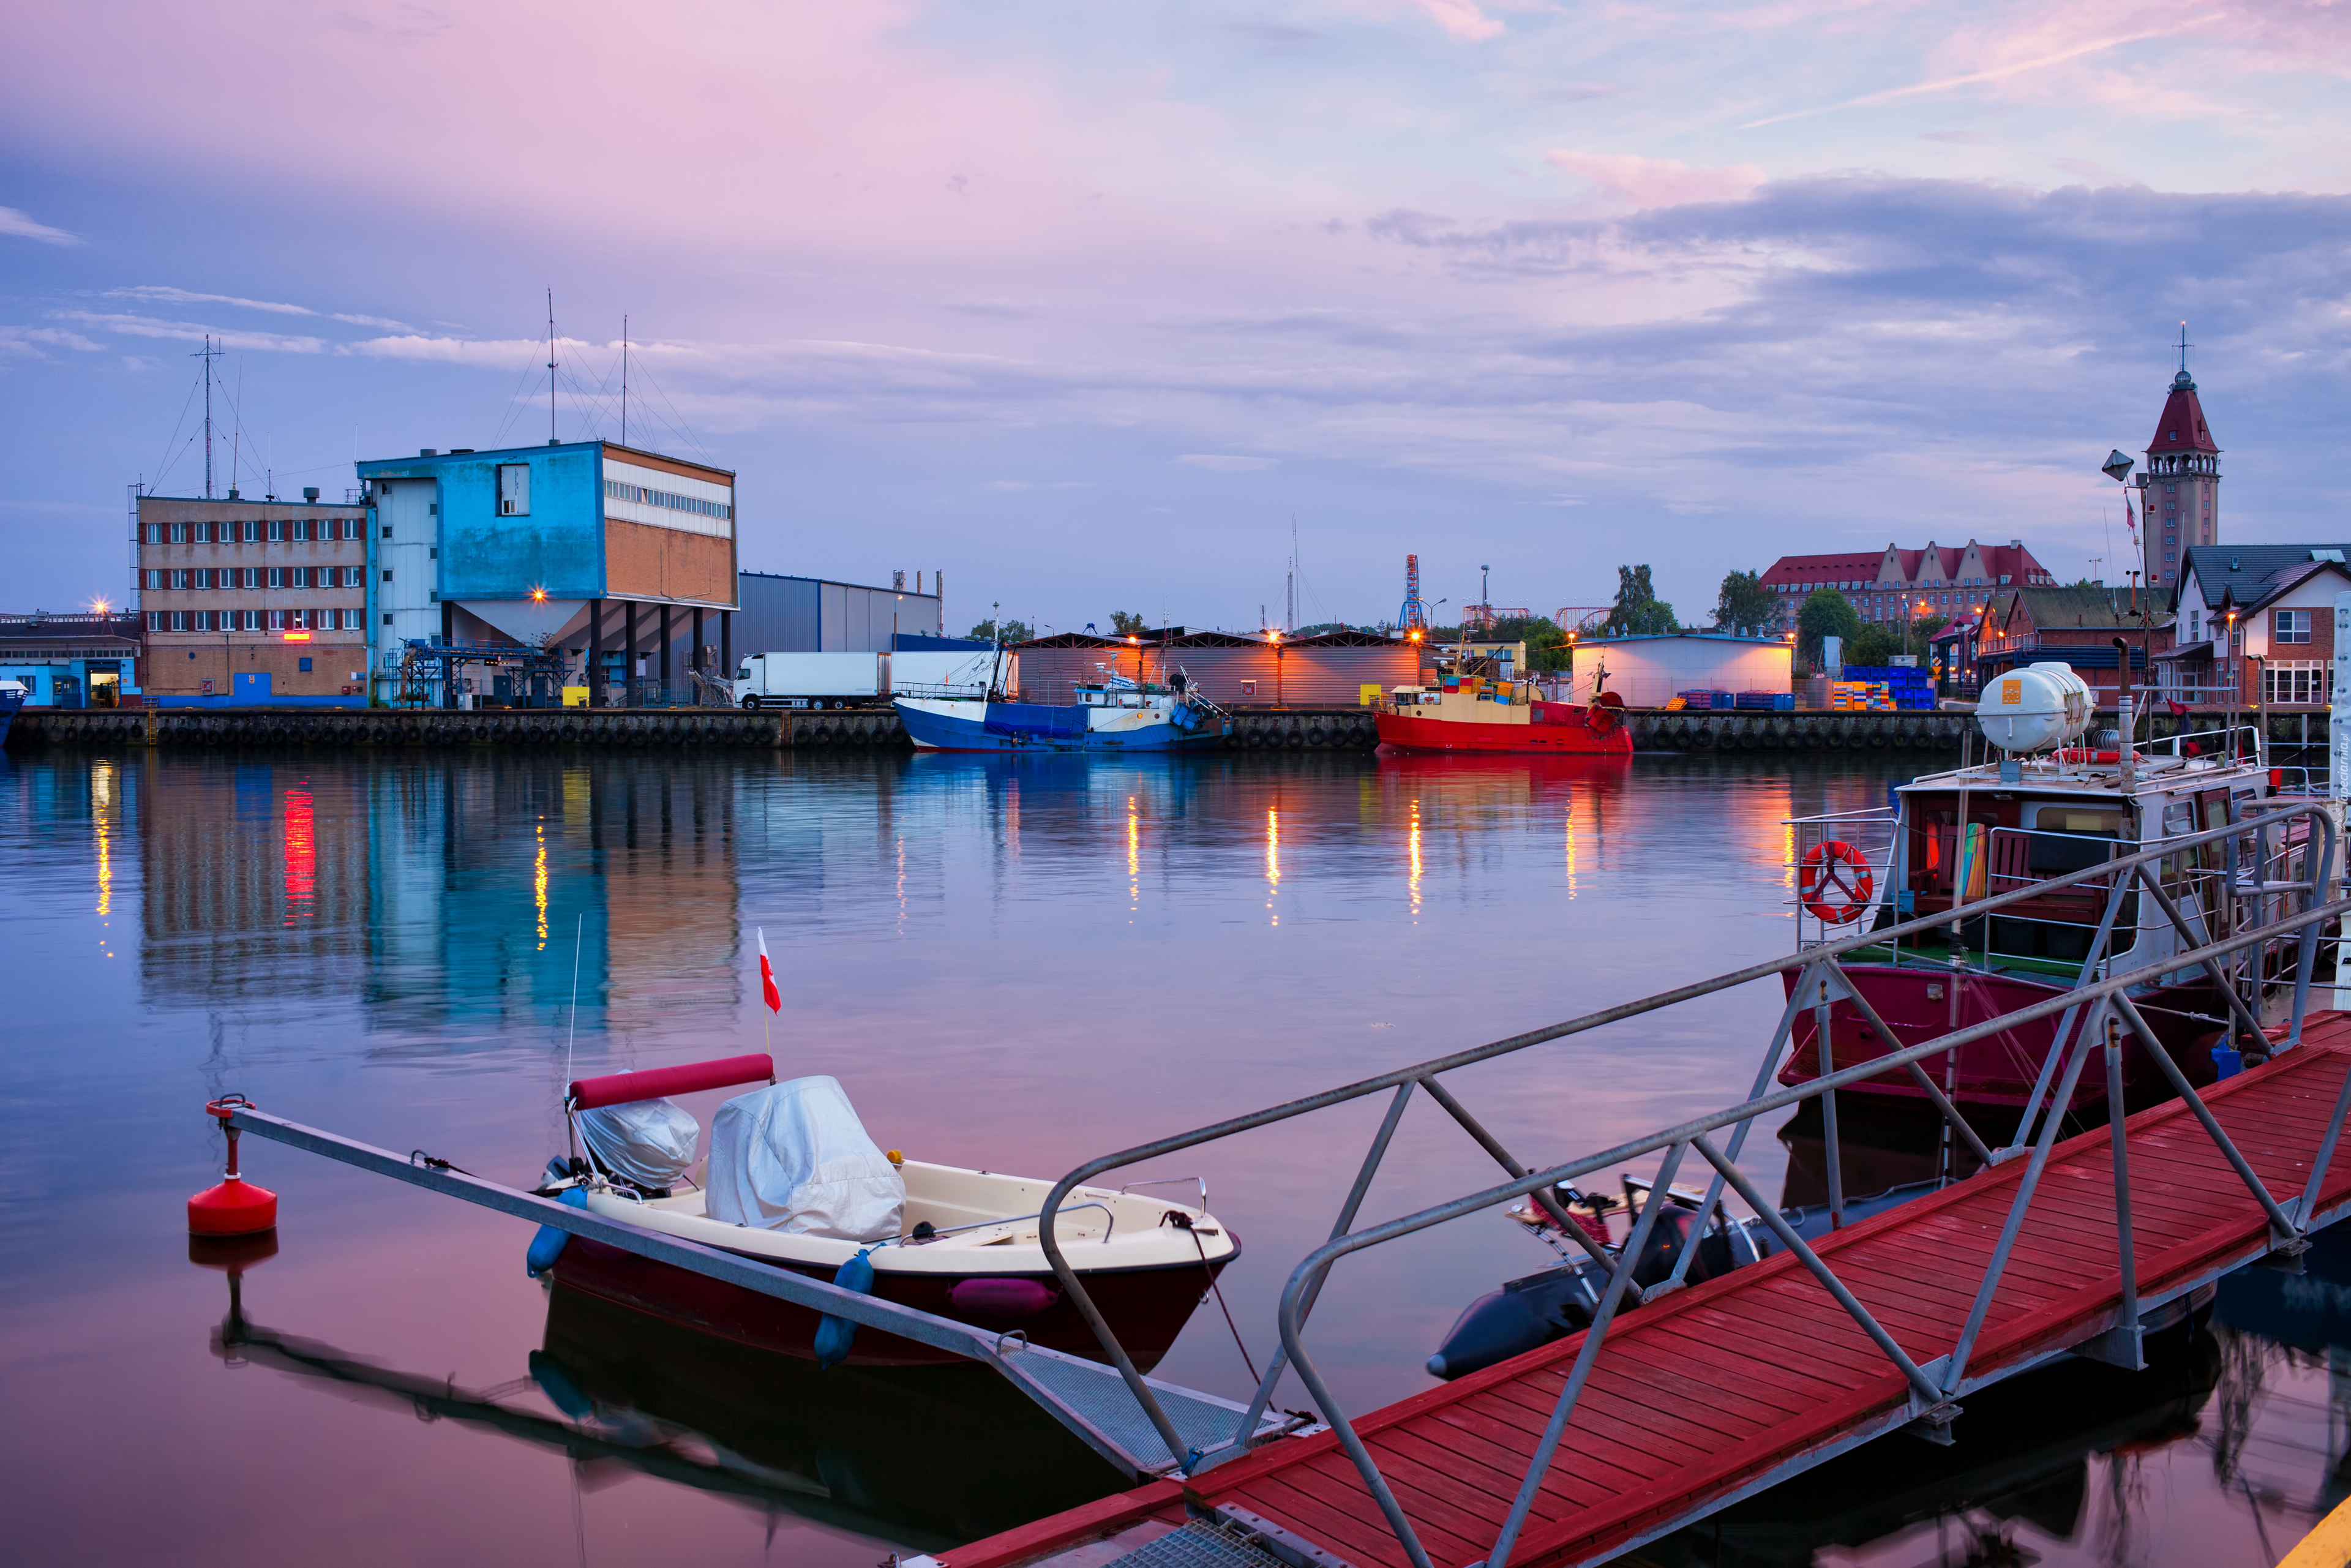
[0,746,2339,1567]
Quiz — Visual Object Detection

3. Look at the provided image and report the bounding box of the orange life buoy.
[1586,702,1617,734]
[1799,840,1874,924]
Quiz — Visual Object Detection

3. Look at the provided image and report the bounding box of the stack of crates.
[1734,691,1795,711]
[1829,680,1897,711]
[1678,689,1736,710]
[1843,665,1937,710]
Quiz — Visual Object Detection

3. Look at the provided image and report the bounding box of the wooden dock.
[946,1019,2351,1568]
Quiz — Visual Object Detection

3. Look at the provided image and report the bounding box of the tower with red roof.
[2139,325,2219,590]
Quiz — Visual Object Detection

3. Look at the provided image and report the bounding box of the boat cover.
[577,1097,702,1191]
[706,1076,904,1240]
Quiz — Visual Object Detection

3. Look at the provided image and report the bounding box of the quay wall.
[6,706,2320,756]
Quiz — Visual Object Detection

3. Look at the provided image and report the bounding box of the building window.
[2264,661,2330,705]
[339,567,359,587]
[382,524,392,539]
[2276,609,2312,644]
[268,610,285,631]
[383,613,394,626]
[298,657,313,672]
[498,464,531,516]
[381,568,393,582]
[602,477,731,521]
[169,522,187,542]
[144,523,162,544]
[147,612,165,631]
[268,520,284,542]
[243,568,260,589]
[268,568,283,589]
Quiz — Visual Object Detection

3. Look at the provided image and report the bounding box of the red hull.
[1779,963,2224,1111]
[1374,708,1633,755]
[550,1235,1231,1371]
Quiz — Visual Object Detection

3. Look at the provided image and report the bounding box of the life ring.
[1800,841,1874,923]
[1586,702,1618,734]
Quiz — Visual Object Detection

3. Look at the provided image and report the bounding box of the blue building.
[354,440,738,705]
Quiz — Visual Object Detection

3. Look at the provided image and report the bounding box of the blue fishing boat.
[895,670,1230,753]
[0,685,24,748]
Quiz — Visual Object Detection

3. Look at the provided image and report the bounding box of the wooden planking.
[945,1024,2351,1568]
[1180,1035,2351,1568]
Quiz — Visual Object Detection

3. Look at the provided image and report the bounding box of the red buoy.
[189,1095,278,1237]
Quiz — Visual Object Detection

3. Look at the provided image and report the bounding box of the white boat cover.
[577,1097,702,1191]
[706,1076,904,1241]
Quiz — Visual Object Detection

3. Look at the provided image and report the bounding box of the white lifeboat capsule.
[1977,662,2091,754]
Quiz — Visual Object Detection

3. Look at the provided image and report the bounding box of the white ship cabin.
[1795,726,2331,989]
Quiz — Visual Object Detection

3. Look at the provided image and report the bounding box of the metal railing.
[1037,801,2345,1567]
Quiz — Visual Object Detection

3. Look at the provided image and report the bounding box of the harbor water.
[2,745,2344,1567]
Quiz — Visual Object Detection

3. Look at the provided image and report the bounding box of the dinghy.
[531,1054,1240,1370]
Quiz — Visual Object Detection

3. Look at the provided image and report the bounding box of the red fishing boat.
[1374,677,1633,755]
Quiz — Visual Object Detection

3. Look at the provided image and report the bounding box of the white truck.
[732,648,1016,710]
[733,652,891,710]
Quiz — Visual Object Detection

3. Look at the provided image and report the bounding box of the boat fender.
[527,1350,596,1421]
[526,1184,590,1278]
[816,1248,877,1370]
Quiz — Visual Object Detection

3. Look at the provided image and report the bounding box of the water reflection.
[194,1249,1122,1550]
[7,747,2349,1567]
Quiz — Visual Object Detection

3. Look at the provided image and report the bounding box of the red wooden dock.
[945,1019,2351,1568]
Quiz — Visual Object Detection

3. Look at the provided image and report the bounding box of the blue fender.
[814,1249,876,1370]
[526,1185,590,1277]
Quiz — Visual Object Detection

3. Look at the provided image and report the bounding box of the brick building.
[2134,351,2222,591]
[1967,585,2164,708]
[1761,540,2057,629]
[2161,545,2350,708]
[137,489,372,703]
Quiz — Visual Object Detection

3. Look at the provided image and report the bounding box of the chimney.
[2011,539,2022,549]
[302,487,320,502]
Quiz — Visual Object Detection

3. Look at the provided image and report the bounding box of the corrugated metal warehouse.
[736,571,943,655]
[1011,629,1417,707]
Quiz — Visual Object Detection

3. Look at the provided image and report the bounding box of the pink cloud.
[1409,0,1505,41]
[1544,151,1766,209]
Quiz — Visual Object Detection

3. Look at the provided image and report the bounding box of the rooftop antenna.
[1288,517,1298,633]
[547,288,558,445]
[2178,320,2191,378]
[620,313,629,448]
[192,335,225,498]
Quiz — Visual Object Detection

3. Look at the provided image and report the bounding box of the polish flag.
[757,928,781,1015]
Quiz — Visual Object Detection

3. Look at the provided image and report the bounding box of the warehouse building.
[1012,629,1416,707]
[735,571,943,656]
[1565,632,1792,708]
[355,440,737,705]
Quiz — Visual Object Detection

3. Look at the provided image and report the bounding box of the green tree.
[967,617,1034,643]
[1796,588,1861,664]
[1713,569,1775,635]
[1109,610,1148,635]
[1600,565,1677,637]
[1487,614,1571,672]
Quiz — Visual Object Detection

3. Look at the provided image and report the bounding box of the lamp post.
[2102,449,2147,745]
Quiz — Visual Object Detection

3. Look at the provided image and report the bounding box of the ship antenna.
[620,313,628,448]
[547,288,558,444]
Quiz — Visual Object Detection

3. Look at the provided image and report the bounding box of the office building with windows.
[354,440,737,704]
[136,488,372,704]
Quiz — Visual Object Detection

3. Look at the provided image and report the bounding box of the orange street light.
[530,586,548,602]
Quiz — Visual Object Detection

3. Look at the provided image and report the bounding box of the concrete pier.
[7,705,2328,758]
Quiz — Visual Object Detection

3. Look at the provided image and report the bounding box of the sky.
[2,0,2349,634]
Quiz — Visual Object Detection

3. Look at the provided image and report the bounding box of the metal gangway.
[938,800,2351,1568]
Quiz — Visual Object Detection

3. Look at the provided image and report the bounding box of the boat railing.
[891,680,990,700]
[1035,801,2343,1518]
